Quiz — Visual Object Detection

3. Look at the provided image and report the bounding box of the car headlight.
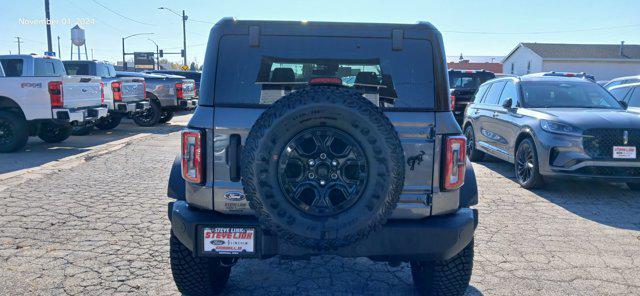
[540,120,582,136]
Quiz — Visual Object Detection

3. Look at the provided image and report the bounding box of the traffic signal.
[159,50,164,57]
[181,49,185,58]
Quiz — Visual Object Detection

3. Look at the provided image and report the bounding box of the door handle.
[473,109,480,115]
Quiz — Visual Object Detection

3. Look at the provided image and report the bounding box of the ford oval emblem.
[210,240,225,245]
[224,191,245,201]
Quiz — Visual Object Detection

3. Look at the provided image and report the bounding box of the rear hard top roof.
[211,18,441,39]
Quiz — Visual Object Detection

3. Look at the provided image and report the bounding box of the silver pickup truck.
[116,71,196,126]
[0,54,107,152]
[64,61,148,134]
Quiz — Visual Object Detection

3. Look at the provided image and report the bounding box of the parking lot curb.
[0,133,153,191]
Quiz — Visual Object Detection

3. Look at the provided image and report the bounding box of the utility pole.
[91,49,94,60]
[57,36,61,57]
[15,37,22,54]
[44,0,53,53]
[182,10,187,67]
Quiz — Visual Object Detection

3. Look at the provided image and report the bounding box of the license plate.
[203,227,255,254]
[613,146,636,159]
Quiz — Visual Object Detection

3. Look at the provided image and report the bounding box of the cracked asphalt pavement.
[1,115,639,295]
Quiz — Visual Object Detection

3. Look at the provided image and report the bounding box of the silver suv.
[463,74,640,189]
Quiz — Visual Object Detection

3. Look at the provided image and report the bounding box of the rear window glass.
[64,63,90,75]
[34,60,64,76]
[214,35,435,109]
[449,72,495,89]
[0,59,23,77]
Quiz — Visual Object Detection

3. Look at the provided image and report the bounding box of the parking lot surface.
[0,115,639,295]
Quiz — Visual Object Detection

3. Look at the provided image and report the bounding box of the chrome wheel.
[277,127,368,216]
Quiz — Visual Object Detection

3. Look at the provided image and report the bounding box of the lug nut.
[308,173,315,179]
[320,153,327,160]
[319,180,326,186]
[308,159,315,166]
[331,173,338,179]
[331,160,338,166]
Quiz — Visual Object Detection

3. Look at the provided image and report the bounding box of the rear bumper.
[169,200,477,261]
[52,106,108,123]
[177,98,198,110]
[113,101,150,113]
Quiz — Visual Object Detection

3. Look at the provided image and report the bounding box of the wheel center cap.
[316,163,330,179]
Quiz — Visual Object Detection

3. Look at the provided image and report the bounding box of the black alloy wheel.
[0,119,14,146]
[514,138,543,189]
[464,125,484,162]
[278,127,368,216]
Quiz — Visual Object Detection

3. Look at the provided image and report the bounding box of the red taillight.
[443,135,466,190]
[111,81,122,101]
[564,73,575,77]
[100,82,105,104]
[181,129,203,183]
[176,83,184,99]
[48,81,63,108]
[309,77,342,86]
[450,95,456,110]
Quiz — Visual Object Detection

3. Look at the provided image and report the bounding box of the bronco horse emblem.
[407,150,426,171]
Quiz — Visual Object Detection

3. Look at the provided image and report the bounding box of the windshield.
[449,72,495,89]
[520,81,622,109]
[214,35,435,109]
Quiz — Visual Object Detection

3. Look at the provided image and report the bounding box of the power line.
[90,0,154,26]
[442,24,640,35]
[66,0,124,32]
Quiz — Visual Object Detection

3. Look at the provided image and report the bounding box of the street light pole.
[44,0,53,53]
[159,7,188,67]
[122,33,154,70]
[182,10,187,67]
[148,38,160,70]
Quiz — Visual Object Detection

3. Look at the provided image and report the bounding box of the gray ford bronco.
[167,18,479,296]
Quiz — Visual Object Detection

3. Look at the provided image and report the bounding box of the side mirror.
[502,98,513,110]
[619,100,628,110]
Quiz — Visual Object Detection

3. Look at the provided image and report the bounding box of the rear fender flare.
[459,158,478,207]
[168,154,186,200]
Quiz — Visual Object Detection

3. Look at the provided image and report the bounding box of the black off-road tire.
[71,123,94,136]
[133,99,161,127]
[0,110,29,153]
[170,233,231,296]
[411,239,474,296]
[38,123,72,143]
[159,110,175,124]
[241,86,405,250]
[95,113,122,130]
[464,125,484,162]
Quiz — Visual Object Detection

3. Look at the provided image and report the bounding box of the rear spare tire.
[241,86,405,249]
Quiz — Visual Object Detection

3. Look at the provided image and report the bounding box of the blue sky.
[2,0,639,65]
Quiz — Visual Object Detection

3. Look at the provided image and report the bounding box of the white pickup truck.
[0,54,108,152]
[63,60,148,135]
